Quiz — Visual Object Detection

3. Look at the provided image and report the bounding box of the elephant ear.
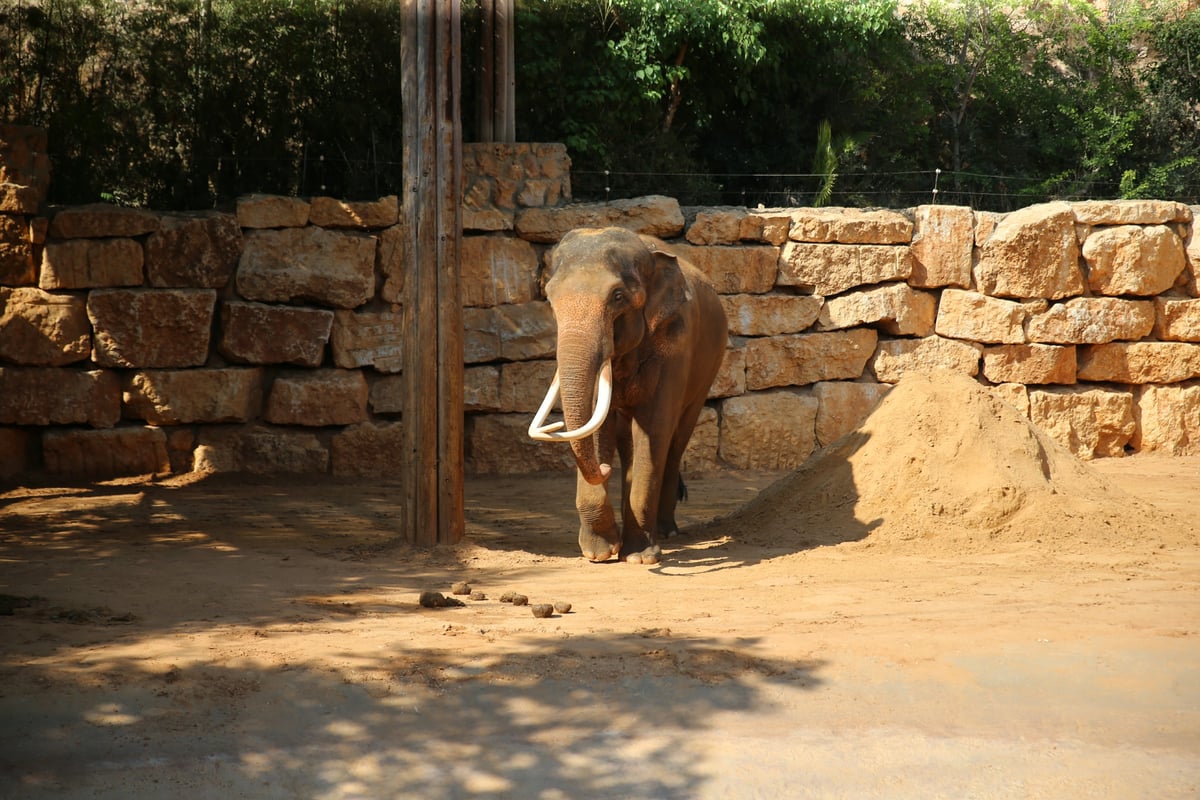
[638,235,692,335]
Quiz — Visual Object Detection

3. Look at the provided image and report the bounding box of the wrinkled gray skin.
[542,227,728,564]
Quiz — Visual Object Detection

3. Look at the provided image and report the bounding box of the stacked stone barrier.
[1,130,1197,481]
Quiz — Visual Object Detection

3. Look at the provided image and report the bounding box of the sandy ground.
[0,448,1196,799]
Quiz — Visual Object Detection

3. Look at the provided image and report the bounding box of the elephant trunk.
[555,329,613,485]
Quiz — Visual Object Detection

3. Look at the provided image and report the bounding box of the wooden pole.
[478,0,495,141]
[401,0,465,546]
[477,0,514,143]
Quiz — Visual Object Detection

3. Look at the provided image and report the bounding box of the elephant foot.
[620,531,661,565]
[578,527,620,563]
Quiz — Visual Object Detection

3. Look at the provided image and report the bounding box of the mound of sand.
[719,371,1190,555]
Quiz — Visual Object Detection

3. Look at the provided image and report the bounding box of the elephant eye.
[611,288,626,304]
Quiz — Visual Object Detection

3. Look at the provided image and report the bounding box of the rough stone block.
[787,207,913,244]
[331,421,405,476]
[467,413,575,475]
[710,345,746,399]
[378,224,406,304]
[1071,199,1192,225]
[514,195,684,243]
[0,215,36,284]
[465,365,502,412]
[981,344,1076,385]
[236,194,310,229]
[500,359,558,413]
[718,390,818,470]
[369,374,405,415]
[467,301,559,362]
[935,288,1027,344]
[744,328,877,390]
[1026,297,1155,344]
[667,243,778,294]
[680,405,720,472]
[309,195,399,229]
[0,427,31,479]
[974,202,1083,299]
[194,426,329,474]
[461,235,540,307]
[909,205,973,288]
[0,287,91,365]
[778,242,912,295]
[721,293,822,336]
[813,380,890,446]
[0,367,120,427]
[1134,382,1200,455]
[40,238,144,289]
[1029,386,1134,458]
[1154,297,1200,341]
[1081,224,1185,296]
[0,125,50,213]
[123,368,263,424]
[871,336,982,383]
[88,289,216,367]
[816,283,936,336]
[331,310,405,372]
[237,227,376,308]
[43,426,170,477]
[48,203,159,239]
[991,382,1031,417]
[144,211,242,288]
[266,369,369,426]
[685,207,747,245]
[219,301,333,367]
[1077,342,1200,383]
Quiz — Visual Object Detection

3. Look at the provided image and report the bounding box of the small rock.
[450,581,471,595]
[418,591,445,608]
[553,601,572,614]
[470,591,487,601]
[531,604,554,618]
[443,596,465,608]
[499,591,516,603]
[510,594,529,606]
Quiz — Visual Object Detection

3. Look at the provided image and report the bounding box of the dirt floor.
[1,377,1198,799]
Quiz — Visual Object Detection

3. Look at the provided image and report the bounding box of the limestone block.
[378,224,406,304]
[466,413,575,475]
[909,205,973,288]
[710,345,746,399]
[165,427,196,473]
[1029,386,1134,458]
[1071,199,1192,225]
[991,382,1031,417]
[721,293,822,336]
[871,336,983,383]
[1077,342,1200,383]
[778,242,912,295]
[266,369,369,426]
[981,344,1076,385]
[492,301,558,361]
[40,238,144,289]
[48,203,159,239]
[718,390,818,470]
[0,287,91,365]
[123,368,263,424]
[309,195,399,229]
[43,426,170,477]
[465,365,501,412]
[144,211,242,288]
[237,227,376,308]
[667,243,778,294]
[219,301,333,367]
[0,367,120,427]
[816,283,937,336]
[464,307,500,363]
[1081,224,1185,296]
[974,202,1083,299]
[0,427,32,479]
[686,207,747,245]
[1154,297,1200,341]
[370,375,404,415]
[0,215,36,284]
[331,309,404,372]
[934,288,1027,344]
[1134,382,1200,455]
[787,207,913,244]
[331,421,405,476]
[461,235,540,307]
[88,289,216,368]
[813,380,890,446]
[0,125,50,213]
[500,359,558,413]
[463,176,515,232]
[744,328,877,390]
[1186,209,1199,293]
[514,195,684,243]
[194,426,329,474]
[1025,297,1155,344]
[236,194,310,229]
[681,405,720,473]
[974,211,1001,246]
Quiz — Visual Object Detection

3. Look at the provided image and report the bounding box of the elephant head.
[529,227,689,484]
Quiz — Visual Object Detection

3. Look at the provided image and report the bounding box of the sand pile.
[720,371,1189,555]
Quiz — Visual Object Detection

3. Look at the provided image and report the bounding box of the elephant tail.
[677,476,688,504]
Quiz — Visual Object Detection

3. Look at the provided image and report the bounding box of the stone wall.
[1,131,1197,480]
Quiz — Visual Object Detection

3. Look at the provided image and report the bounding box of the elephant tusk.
[528,361,613,442]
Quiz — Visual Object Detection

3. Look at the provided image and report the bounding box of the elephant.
[528,227,728,564]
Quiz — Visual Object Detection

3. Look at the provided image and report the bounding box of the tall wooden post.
[477,0,515,142]
[400,0,464,546]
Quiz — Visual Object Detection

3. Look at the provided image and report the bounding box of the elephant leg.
[656,397,706,539]
[621,417,671,565]
[577,428,620,562]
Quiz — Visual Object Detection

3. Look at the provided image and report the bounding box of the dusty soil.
[1,374,1198,799]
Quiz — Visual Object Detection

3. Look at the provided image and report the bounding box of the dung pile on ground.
[718,371,1189,555]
